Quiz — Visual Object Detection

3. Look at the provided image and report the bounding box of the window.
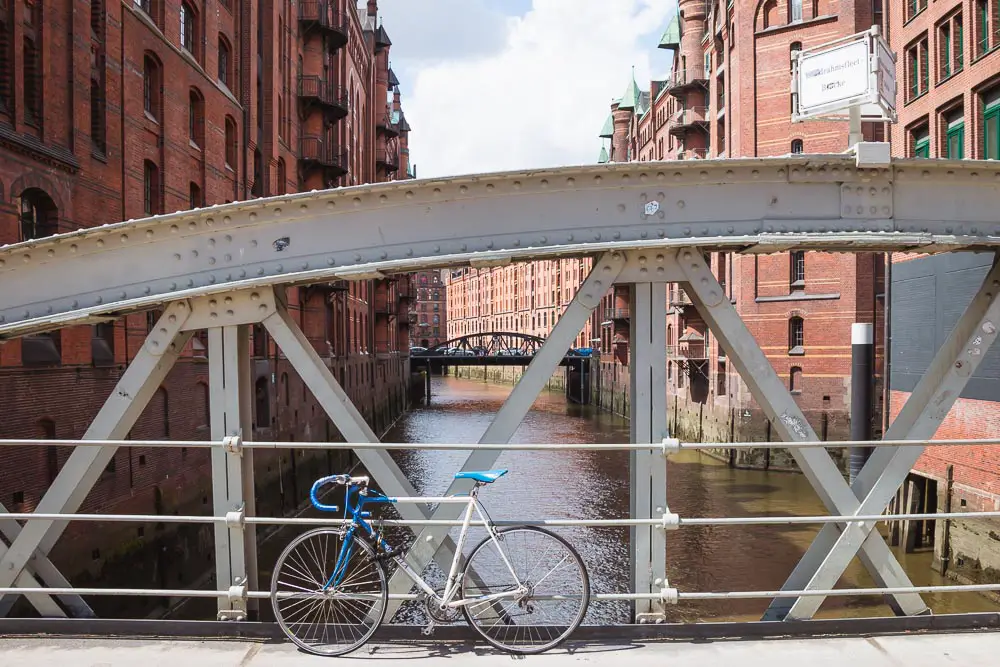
[790,0,803,22]
[912,124,930,157]
[23,36,40,127]
[91,321,115,366]
[944,108,965,159]
[143,54,160,119]
[19,188,58,240]
[906,35,929,101]
[143,160,160,215]
[90,80,105,154]
[225,115,237,168]
[180,1,195,53]
[789,41,802,72]
[218,35,231,88]
[907,0,928,22]
[0,0,11,113]
[789,366,803,393]
[976,0,989,56]
[189,182,201,209]
[791,139,804,154]
[788,316,804,353]
[276,158,286,195]
[984,87,1000,160]
[790,251,805,286]
[188,88,203,147]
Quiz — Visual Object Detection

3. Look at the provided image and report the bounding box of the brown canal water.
[202,375,999,625]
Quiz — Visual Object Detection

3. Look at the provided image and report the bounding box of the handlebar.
[309,474,370,512]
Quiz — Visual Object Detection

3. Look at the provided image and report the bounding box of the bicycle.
[270,469,590,656]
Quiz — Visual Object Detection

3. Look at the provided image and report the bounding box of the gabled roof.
[659,14,680,50]
[597,145,609,164]
[599,113,614,138]
[618,74,641,111]
[388,68,400,87]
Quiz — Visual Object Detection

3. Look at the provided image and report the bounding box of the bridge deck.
[2,630,998,666]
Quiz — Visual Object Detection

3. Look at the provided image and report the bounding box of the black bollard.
[849,323,873,484]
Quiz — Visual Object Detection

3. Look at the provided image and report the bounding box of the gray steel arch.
[1,155,1000,338]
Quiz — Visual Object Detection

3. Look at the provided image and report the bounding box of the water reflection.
[384,375,998,623]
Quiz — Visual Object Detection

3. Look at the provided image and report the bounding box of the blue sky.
[376,0,676,178]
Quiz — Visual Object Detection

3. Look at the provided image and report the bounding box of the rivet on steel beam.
[146,230,154,239]
[513,181,522,189]
[326,201,336,210]
[276,265,284,273]
[209,257,216,265]
[187,279,194,287]
[640,231,647,238]
[303,261,311,269]
[170,225,179,233]
[459,185,469,194]
[188,221,197,229]
[676,200,685,209]
[97,239,105,247]
[226,309,234,317]
[210,312,218,319]
[406,190,415,198]
[259,304,268,313]
[208,238,216,247]
[120,291,127,299]
[617,204,626,213]
[274,208,282,217]
[120,234,129,243]
[96,296,103,304]
[249,212,258,221]
[432,188,441,196]
[224,254,232,262]
[192,250,199,258]
[70,244,78,253]
[257,268,265,276]
[566,177,575,186]
[593,175,602,184]
[379,195,388,203]
[622,174,630,182]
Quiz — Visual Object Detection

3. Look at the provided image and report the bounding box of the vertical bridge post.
[628,282,668,622]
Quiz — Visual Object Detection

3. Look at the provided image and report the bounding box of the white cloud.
[381,0,673,178]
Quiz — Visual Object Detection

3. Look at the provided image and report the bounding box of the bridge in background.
[0,154,999,648]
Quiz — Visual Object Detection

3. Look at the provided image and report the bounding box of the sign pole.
[848,105,863,149]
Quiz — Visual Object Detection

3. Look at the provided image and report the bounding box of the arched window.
[189,87,204,147]
[789,366,803,393]
[791,139,804,154]
[788,316,805,353]
[276,158,286,195]
[19,188,59,240]
[224,115,237,168]
[218,34,232,88]
[180,2,196,54]
[143,54,161,119]
[762,0,780,29]
[189,182,202,209]
[143,160,160,215]
[790,41,802,71]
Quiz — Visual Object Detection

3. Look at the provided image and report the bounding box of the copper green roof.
[598,146,609,164]
[659,14,680,50]
[599,113,614,138]
[618,73,641,110]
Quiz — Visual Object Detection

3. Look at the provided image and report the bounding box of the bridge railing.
[1,436,999,620]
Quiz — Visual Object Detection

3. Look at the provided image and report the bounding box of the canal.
[200,375,997,625]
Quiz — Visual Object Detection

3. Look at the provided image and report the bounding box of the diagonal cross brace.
[676,248,927,619]
[0,506,82,617]
[782,253,1000,620]
[381,252,627,621]
[0,303,193,614]
[260,291,468,579]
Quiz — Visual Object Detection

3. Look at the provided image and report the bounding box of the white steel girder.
[6,158,1000,341]
[779,253,1000,620]
[380,252,626,620]
[0,303,193,614]
[207,325,259,619]
[674,248,928,620]
[629,282,669,620]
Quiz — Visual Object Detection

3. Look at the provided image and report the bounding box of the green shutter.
[985,106,1000,161]
[946,122,964,159]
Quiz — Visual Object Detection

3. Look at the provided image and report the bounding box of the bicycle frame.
[321,480,524,609]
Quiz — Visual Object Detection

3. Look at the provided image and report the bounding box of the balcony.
[376,148,399,171]
[377,112,400,138]
[297,76,348,120]
[299,136,348,179]
[668,107,709,137]
[667,69,709,97]
[605,307,630,321]
[298,2,348,49]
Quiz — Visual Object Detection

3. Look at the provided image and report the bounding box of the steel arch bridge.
[416,332,548,358]
[1,154,999,628]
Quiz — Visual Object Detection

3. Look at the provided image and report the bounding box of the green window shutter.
[985,106,1000,161]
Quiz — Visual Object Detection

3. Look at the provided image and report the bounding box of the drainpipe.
[882,252,892,435]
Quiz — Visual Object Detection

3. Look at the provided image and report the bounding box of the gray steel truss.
[778,253,1000,620]
[675,248,928,620]
[0,303,194,615]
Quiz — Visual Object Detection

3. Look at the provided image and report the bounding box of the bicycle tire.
[460,525,590,654]
[270,528,387,656]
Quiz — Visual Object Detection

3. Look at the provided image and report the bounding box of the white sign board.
[797,39,870,115]
[876,36,896,112]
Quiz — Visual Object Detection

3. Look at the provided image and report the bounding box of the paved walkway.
[2,630,999,666]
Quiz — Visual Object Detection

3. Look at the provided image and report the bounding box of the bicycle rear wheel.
[460,525,590,654]
[270,528,387,656]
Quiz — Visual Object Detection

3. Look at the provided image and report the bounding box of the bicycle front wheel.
[461,525,590,654]
[270,528,387,656]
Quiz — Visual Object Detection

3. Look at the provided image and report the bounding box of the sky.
[376,0,676,178]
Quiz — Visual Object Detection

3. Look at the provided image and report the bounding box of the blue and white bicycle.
[270,470,590,656]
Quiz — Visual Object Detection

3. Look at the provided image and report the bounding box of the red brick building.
[410,269,448,349]
[0,0,413,595]
[885,0,1000,586]
[591,0,886,455]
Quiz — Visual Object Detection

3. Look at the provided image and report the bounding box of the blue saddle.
[454,469,508,484]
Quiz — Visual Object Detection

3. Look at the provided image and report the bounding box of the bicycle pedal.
[421,622,436,636]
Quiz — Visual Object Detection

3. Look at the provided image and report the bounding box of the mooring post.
[849,323,874,484]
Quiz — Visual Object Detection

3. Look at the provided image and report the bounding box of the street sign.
[792,26,897,124]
